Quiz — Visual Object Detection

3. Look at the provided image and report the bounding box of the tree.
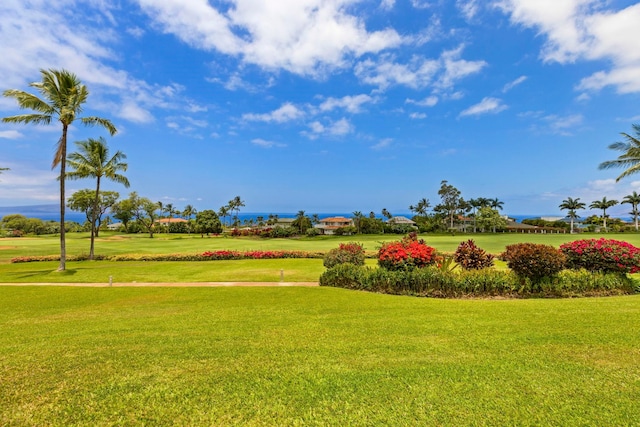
[227,196,245,227]
[599,124,640,181]
[476,207,507,233]
[182,204,196,220]
[218,205,230,228]
[128,192,160,238]
[293,210,312,234]
[111,198,136,232]
[589,197,619,232]
[559,197,586,234]
[67,189,119,236]
[2,69,117,270]
[351,211,365,234]
[622,191,640,231]
[195,210,222,236]
[381,208,392,220]
[435,180,463,230]
[489,198,504,211]
[409,198,430,217]
[66,137,128,258]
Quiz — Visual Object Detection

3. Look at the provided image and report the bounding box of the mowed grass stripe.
[1,287,639,425]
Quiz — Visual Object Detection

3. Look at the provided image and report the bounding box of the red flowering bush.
[454,239,494,270]
[559,238,640,274]
[378,235,437,271]
[501,243,566,282]
[323,243,366,268]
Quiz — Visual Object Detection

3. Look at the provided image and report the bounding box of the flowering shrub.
[501,243,566,283]
[323,243,366,268]
[454,239,494,270]
[12,251,324,263]
[559,238,640,274]
[378,235,437,271]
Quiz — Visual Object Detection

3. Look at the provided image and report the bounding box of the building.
[314,216,354,235]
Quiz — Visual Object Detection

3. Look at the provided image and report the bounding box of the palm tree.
[66,137,129,258]
[409,198,430,216]
[622,191,640,231]
[2,69,117,270]
[559,197,586,234]
[228,196,245,227]
[218,206,230,228]
[381,208,392,220]
[182,204,196,220]
[599,124,640,181]
[352,211,364,234]
[295,210,308,234]
[489,198,504,211]
[590,197,619,232]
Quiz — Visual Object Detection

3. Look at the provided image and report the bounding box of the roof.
[155,218,189,224]
[318,216,352,223]
[387,216,416,225]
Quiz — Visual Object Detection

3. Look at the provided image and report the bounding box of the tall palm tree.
[590,197,619,232]
[489,198,504,211]
[182,204,196,220]
[409,198,430,217]
[352,211,364,234]
[381,208,392,220]
[559,197,586,234]
[599,124,640,181]
[229,196,245,227]
[218,206,230,228]
[66,137,129,259]
[622,191,640,231]
[2,69,117,270]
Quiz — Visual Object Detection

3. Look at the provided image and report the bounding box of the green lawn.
[1,286,638,425]
[2,232,639,282]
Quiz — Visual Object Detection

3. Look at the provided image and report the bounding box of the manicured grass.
[1,286,638,425]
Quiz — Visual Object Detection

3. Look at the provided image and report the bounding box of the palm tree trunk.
[58,126,68,271]
[89,176,101,259]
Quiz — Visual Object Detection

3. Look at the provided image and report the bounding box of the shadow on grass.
[11,268,78,280]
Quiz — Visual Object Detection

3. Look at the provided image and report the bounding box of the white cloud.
[355,46,486,90]
[409,112,427,119]
[303,117,353,138]
[459,97,508,117]
[380,0,396,10]
[544,114,583,135]
[0,1,200,123]
[319,94,374,113]
[405,96,439,107]
[0,130,23,139]
[502,75,527,92]
[371,138,393,150]
[136,0,404,77]
[251,138,286,148]
[457,0,480,20]
[497,1,640,93]
[242,103,305,123]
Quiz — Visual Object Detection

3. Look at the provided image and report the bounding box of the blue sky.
[1,0,640,217]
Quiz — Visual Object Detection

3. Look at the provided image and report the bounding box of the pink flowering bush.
[559,238,640,274]
[378,234,437,271]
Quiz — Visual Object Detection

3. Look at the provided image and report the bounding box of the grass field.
[1,232,638,283]
[1,286,639,425]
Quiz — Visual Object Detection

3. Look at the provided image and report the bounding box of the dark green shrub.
[502,243,566,284]
[305,227,321,237]
[323,243,366,268]
[454,239,494,270]
[319,263,369,289]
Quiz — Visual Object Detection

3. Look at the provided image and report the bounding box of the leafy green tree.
[111,198,136,232]
[293,210,312,234]
[195,210,222,235]
[599,124,640,181]
[2,69,117,270]
[622,191,640,231]
[66,137,128,258]
[559,197,586,234]
[589,197,619,232]
[127,192,160,238]
[67,189,119,236]
[476,207,507,233]
[435,180,463,230]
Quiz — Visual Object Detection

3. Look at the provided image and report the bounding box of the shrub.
[323,243,366,268]
[305,227,321,237]
[378,235,437,271]
[319,263,369,289]
[501,243,566,283]
[559,238,640,274]
[454,239,494,270]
